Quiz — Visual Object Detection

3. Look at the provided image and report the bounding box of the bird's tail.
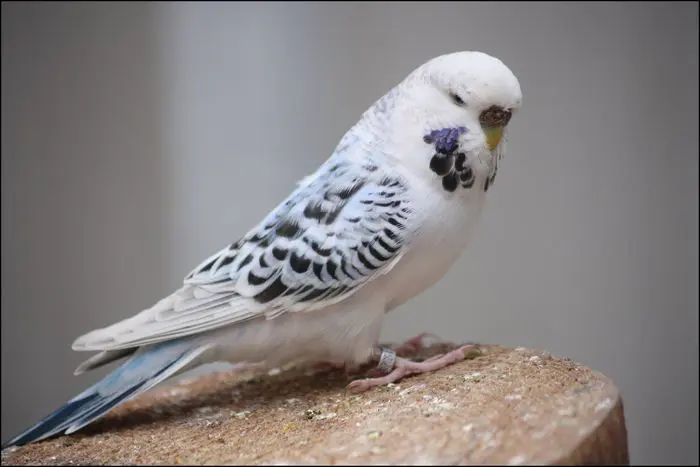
[2,340,213,449]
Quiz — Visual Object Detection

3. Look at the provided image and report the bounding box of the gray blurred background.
[2,1,698,463]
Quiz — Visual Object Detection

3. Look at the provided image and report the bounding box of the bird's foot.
[391,332,444,357]
[346,344,478,393]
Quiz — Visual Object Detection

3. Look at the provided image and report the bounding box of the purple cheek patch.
[423,126,467,154]
[424,127,473,193]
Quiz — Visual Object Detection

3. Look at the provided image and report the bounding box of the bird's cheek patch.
[422,126,468,155]
[424,127,474,193]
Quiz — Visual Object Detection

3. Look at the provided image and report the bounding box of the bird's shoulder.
[182,151,414,310]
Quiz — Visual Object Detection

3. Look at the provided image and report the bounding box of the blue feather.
[2,341,209,448]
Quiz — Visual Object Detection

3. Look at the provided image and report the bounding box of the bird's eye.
[449,92,465,106]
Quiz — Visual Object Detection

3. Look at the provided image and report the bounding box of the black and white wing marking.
[185,158,412,314]
[76,158,413,351]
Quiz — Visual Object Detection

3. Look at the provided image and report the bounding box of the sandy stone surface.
[1,343,629,465]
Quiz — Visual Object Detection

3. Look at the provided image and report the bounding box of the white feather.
[72,51,523,369]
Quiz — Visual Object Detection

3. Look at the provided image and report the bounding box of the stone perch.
[1,343,629,465]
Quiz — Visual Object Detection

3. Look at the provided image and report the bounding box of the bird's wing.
[73,156,414,351]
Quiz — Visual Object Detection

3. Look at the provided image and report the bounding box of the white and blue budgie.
[3,50,522,448]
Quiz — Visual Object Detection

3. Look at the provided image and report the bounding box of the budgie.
[3,50,522,448]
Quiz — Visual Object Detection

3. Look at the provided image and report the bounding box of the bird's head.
[406,51,521,151]
[382,51,522,185]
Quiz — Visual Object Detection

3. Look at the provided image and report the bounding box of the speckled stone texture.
[1,344,629,465]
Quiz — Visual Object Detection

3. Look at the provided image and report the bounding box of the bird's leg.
[346,344,479,393]
[391,332,444,357]
[311,360,347,373]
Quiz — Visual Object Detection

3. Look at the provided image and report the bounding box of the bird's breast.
[381,177,487,311]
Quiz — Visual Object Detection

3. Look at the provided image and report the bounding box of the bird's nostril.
[480,106,512,128]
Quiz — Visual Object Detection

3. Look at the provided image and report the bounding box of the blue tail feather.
[2,341,209,449]
[2,393,102,448]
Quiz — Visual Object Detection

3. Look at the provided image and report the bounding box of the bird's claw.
[346,344,478,393]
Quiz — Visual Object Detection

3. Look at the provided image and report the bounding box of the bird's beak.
[483,127,504,151]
